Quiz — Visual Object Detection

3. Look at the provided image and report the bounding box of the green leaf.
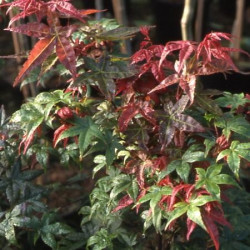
[165,202,188,229]
[41,232,57,249]
[206,164,223,178]
[176,161,191,183]
[216,116,250,139]
[93,155,106,178]
[43,222,72,235]
[204,138,216,157]
[195,164,238,197]
[217,149,231,161]
[86,228,115,250]
[127,180,139,201]
[215,92,248,111]
[182,146,204,163]
[191,195,216,206]
[138,186,172,206]
[110,177,131,199]
[227,151,241,176]
[212,174,238,186]
[152,206,163,232]
[205,180,221,197]
[57,116,104,157]
[187,206,206,230]
[5,221,16,245]
[150,192,162,213]
[159,160,181,179]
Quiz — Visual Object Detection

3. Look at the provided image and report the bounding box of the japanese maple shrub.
[1,0,250,249]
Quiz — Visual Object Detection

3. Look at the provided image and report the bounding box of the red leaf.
[202,212,220,250]
[151,61,165,82]
[57,107,74,120]
[118,104,139,132]
[123,159,138,174]
[6,22,50,38]
[153,156,168,171]
[202,201,232,250]
[56,35,77,77]
[168,184,192,211]
[196,32,247,74]
[47,0,85,22]
[81,9,106,16]
[139,101,157,126]
[174,129,185,148]
[115,78,134,96]
[159,41,197,69]
[131,49,153,64]
[136,189,147,213]
[173,114,205,132]
[179,75,196,103]
[13,37,56,86]
[19,129,36,154]
[3,0,45,26]
[112,194,134,213]
[178,42,196,73]
[136,164,146,189]
[149,74,179,94]
[186,217,197,240]
[53,124,71,147]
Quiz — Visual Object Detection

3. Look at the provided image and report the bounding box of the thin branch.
[112,0,131,54]
[95,0,104,20]
[181,0,196,41]
[9,9,30,99]
[231,0,245,60]
[195,0,205,42]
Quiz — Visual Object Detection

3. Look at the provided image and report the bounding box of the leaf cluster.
[1,1,250,249]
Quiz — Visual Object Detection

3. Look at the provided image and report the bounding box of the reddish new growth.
[0,0,103,86]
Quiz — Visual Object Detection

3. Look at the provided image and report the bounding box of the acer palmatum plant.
[1,0,250,249]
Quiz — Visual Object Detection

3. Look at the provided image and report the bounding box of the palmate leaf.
[11,101,45,153]
[118,100,156,133]
[0,158,44,204]
[159,40,197,70]
[166,195,215,236]
[215,115,250,139]
[196,164,238,197]
[73,56,137,99]
[55,116,104,157]
[215,92,249,111]
[172,114,205,132]
[196,32,247,74]
[159,145,204,182]
[158,95,205,148]
[217,141,250,176]
[13,37,56,86]
[2,0,46,27]
[137,185,172,232]
[98,131,123,166]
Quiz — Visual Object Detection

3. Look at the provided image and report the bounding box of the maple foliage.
[2,2,250,249]
[1,0,104,87]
